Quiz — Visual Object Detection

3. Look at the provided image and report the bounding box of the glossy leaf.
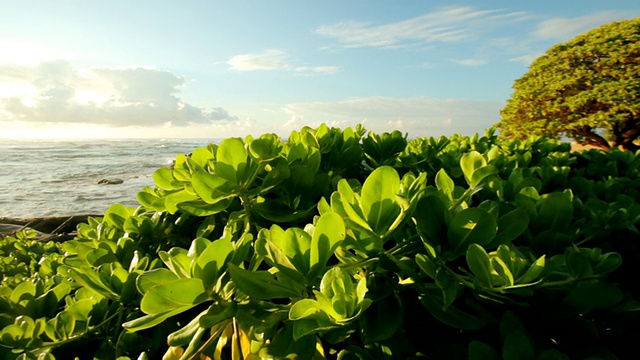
[216,138,247,184]
[140,278,207,314]
[192,237,234,288]
[447,208,497,257]
[466,244,493,288]
[308,212,346,280]
[361,166,401,235]
[435,168,455,199]
[228,264,301,299]
[491,208,530,246]
[153,167,182,190]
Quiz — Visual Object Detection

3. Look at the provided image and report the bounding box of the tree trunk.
[574,126,611,150]
[612,118,640,152]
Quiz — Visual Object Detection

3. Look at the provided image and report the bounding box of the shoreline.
[0,214,102,241]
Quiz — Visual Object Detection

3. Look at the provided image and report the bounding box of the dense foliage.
[2,124,640,359]
[498,17,640,151]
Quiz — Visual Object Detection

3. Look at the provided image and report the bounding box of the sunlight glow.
[0,42,73,65]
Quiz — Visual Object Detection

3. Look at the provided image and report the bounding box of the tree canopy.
[498,17,640,151]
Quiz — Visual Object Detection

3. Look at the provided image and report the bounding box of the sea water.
[0,139,217,218]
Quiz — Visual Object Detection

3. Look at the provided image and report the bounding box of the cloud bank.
[282,96,503,137]
[0,60,236,127]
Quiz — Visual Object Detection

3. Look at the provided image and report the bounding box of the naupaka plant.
[1,123,639,359]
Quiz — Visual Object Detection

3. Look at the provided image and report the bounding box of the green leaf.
[466,244,493,288]
[159,248,191,278]
[447,208,497,257]
[216,137,247,184]
[63,299,94,323]
[566,250,591,278]
[413,195,448,248]
[415,253,438,279]
[491,208,530,246]
[308,212,346,280]
[249,136,281,160]
[435,168,455,199]
[122,306,194,332]
[491,256,514,287]
[460,151,486,186]
[228,264,301,300]
[190,147,214,168]
[191,171,236,204]
[469,165,498,188]
[67,268,120,300]
[256,226,308,283]
[136,268,179,295]
[289,299,336,340]
[136,188,166,212]
[334,184,373,234]
[164,189,200,214]
[177,198,233,216]
[140,278,207,314]
[533,192,573,233]
[593,252,622,274]
[564,281,623,314]
[359,295,403,343]
[418,291,486,330]
[104,204,132,229]
[199,301,238,328]
[289,299,323,320]
[516,255,545,284]
[167,310,206,347]
[193,237,234,288]
[435,269,460,310]
[469,341,499,360]
[153,167,182,190]
[503,331,534,360]
[361,166,401,235]
[10,282,36,305]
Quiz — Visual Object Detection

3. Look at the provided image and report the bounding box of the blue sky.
[1,1,639,139]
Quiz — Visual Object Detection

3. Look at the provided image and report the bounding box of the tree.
[498,17,640,151]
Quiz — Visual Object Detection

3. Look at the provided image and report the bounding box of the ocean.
[0,139,217,218]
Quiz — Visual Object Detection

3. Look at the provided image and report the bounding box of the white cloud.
[509,54,541,65]
[534,11,632,40]
[316,6,532,48]
[282,96,503,137]
[0,60,237,127]
[294,66,340,75]
[227,49,289,71]
[451,58,488,66]
[227,50,338,75]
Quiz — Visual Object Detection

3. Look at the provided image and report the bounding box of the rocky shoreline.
[0,214,102,242]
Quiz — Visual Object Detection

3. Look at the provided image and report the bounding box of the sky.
[1,1,639,140]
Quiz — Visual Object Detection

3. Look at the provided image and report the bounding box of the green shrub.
[1,124,639,359]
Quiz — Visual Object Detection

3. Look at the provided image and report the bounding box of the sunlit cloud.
[0,60,237,128]
[316,6,532,48]
[533,10,634,40]
[0,41,74,65]
[282,96,503,137]
[227,49,289,71]
[227,50,338,76]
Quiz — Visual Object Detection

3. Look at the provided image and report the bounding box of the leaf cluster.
[2,125,640,359]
